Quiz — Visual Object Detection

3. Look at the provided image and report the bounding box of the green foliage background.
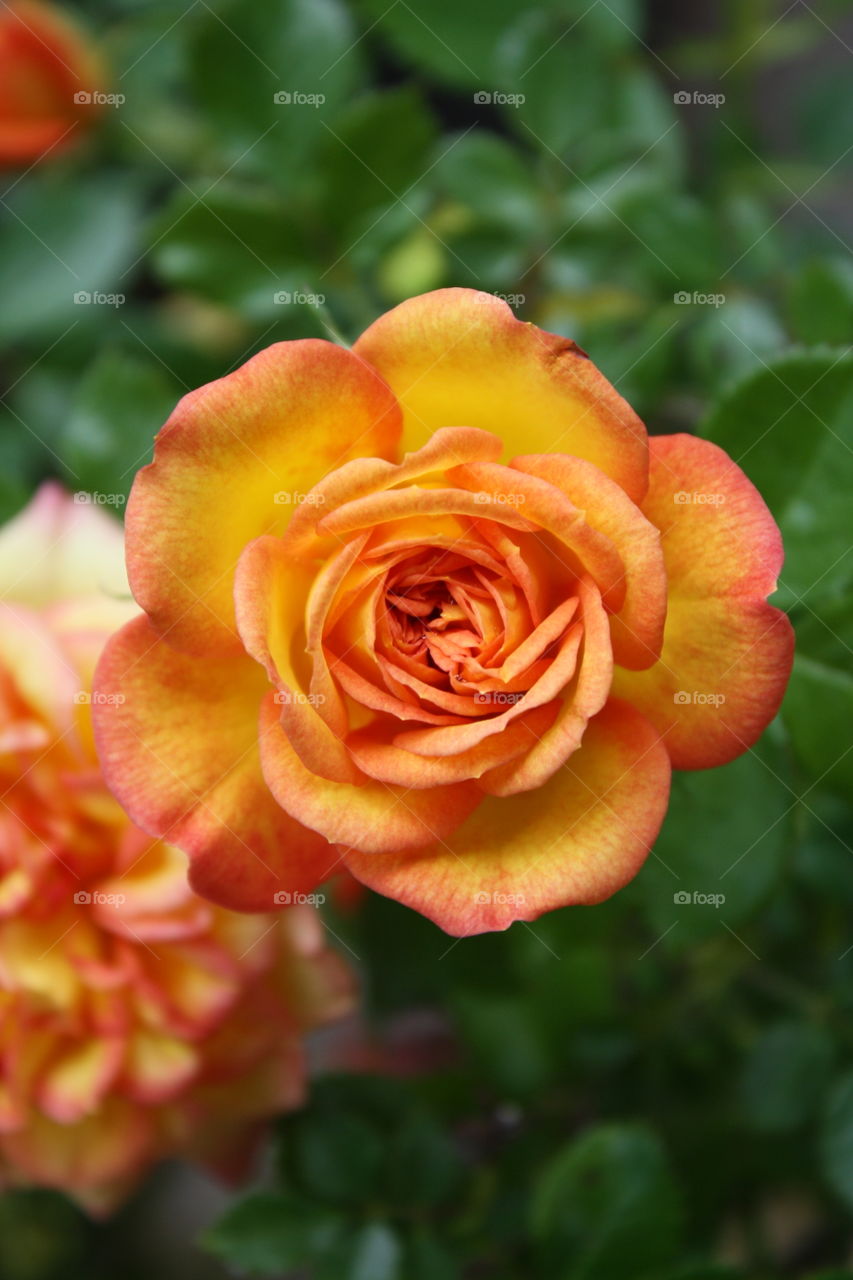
[1,0,852,1276]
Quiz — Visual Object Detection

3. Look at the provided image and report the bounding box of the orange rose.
[0,485,353,1213]
[94,290,793,935]
[0,0,104,168]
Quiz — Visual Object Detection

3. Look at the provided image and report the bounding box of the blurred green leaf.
[738,1020,834,1133]
[531,1123,683,1279]
[315,88,437,236]
[701,349,853,603]
[203,1190,346,1274]
[637,739,790,945]
[788,258,853,346]
[60,349,179,500]
[821,1073,853,1209]
[0,173,141,344]
[783,655,853,797]
[149,184,314,318]
[188,0,362,167]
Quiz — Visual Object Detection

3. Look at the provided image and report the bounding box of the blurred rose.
[0,485,354,1214]
[94,289,793,936]
[0,0,105,168]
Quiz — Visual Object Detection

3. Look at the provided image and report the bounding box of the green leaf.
[383,1113,462,1208]
[188,0,362,167]
[531,1123,683,1279]
[0,173,141,344]
[788,258,853,346]
[60,350,180,501]
[431,130,539,235]
[821,1073,853,1208]
[783,655,853,797]
[202,1191,346,1274]
[637,738,790,945]
[738,1020,834,1133]
[285,1108,385,1205]
[701,348,853,604]
[360,0,523,88]
[315,88,437,236]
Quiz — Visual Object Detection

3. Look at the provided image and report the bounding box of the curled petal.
[344,700,670,935]
[612,434,794,768]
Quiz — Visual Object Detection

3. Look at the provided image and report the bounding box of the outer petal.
[259,692,482,856]
[612,434,794,768]
[0,483,127,608]
[344,700,671,936]
[93,616,331,911]
[126,341,401,657]
[353,288,648,503]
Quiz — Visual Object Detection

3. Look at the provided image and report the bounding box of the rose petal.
[126,341,401,656]
[259,691,482,855]
[344,699,670,935]
[354,288,648,502]
[510,453,666,669]
[93,616,332,911]
[612,433,794,768]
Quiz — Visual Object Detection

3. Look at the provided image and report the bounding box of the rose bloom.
[0,485,353,1213]
[0,0,104,168]
[95,290,793,936]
